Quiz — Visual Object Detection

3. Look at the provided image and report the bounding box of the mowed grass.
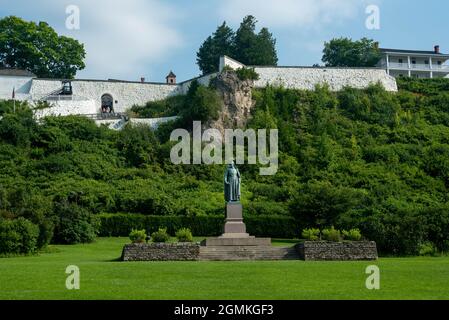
[0,237,448,300]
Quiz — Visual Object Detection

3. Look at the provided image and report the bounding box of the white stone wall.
[33,99,97,118]
[29,79,179,113]
[178,73,218,94]
[219,56,246,71]
[95,116,178,130]
[253,67,398,92]
[0,76,33,100]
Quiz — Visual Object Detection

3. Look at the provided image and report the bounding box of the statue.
[224,162,241,203]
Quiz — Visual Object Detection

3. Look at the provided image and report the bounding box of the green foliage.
[176,228,193,242]
[235,67,260,81]
[196,16,277,74]
[129,229,146,243]
[301,228,320,241]
[178,80,222,125]
[397,77,449,96]
[342,229,362,241]
[117,124,159,167]
[1,79,449,256]
[130,95,186,119]
[0,217,39,255]
[322,37,381,67]
[151,227,170,243]
[97,214,297,238]
[0,16,85,78]
[53,198,99,244]
[197,22,236,74]
[291,180,364,229]
[322,227,342,242]
[418,242,438,257]
[234,16,278,66]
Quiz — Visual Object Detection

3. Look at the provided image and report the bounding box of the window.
[438,61,442,65]
[398,59,403,64]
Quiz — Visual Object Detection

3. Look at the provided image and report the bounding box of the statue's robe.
[224,167,241,202]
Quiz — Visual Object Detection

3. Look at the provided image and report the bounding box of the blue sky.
[1,0,448,82]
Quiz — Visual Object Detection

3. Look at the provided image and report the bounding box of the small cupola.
[166,71,177,85]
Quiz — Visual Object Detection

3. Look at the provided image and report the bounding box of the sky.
[1,0,448,82]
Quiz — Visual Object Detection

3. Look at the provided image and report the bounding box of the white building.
[378,46,449,78]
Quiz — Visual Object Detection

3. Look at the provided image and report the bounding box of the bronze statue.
[224,162,241,203]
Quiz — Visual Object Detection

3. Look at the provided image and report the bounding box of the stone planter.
[121,243,200,261]
[295,241,378,261]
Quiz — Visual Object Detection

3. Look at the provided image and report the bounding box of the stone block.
[296,241,378,261]
[121,243,200,261]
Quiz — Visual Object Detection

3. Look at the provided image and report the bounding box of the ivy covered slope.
[0,78,449,256]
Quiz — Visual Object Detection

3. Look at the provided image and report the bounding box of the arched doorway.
[101,94,114,114]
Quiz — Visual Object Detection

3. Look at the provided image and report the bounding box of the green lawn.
[0,237,448,300]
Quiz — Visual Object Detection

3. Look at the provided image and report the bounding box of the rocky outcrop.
[209,71,255,133]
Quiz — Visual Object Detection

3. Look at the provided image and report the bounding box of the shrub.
[342,229,362,241]
[97,214,297,238]
[176,228,193,242]
[301,228,320,241]
[418,242,438,257]
[53,200,99,244]
[0,217,39,255]
[236,67,260,81]
[129,229,147,243]
[151,228,170,243]
[322,227,342,242]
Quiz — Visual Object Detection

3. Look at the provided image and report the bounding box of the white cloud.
[219,0,367,29]
[27,0,184,80]
[73,0,183,80]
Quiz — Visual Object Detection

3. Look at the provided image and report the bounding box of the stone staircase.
[199,245,300,261]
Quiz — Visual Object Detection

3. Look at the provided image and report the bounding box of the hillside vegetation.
[0,78,449,255]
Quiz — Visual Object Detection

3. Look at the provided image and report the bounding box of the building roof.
[0,68,36,77]
[166,71,176,78]
[380,48,449,57]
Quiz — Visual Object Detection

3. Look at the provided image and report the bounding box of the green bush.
[301,228,320,241]
[322,227,342,242]
[235,67,260,81]
[151,228,170,243]
[97,214,297,238]
[53,200,99,244]
[342,229,362,241]
[0,217,39,255]
[418,242,438,257]
[176,228,193,242]
[129,229,146,243]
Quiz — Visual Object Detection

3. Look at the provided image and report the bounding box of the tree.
[196,16,278,74]
[322,37,381,67]
[0,16,86,78]
[253,28,278,66]
[196,22,235,74]
[234,16,278,66]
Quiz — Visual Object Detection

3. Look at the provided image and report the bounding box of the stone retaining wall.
[121,243,200,261]
[296,241,378,261]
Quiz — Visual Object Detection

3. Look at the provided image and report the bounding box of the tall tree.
[322,37,381,67]
[196,22,235,74]
[0,16,86,79]
[196,16,278,74]
[253,27,278,66]
[233,15,259,65]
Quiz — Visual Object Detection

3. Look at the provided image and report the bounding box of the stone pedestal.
[220,203,250,238]
[201,202,271,249]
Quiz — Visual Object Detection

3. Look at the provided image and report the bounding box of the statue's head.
[227,160,235,168]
